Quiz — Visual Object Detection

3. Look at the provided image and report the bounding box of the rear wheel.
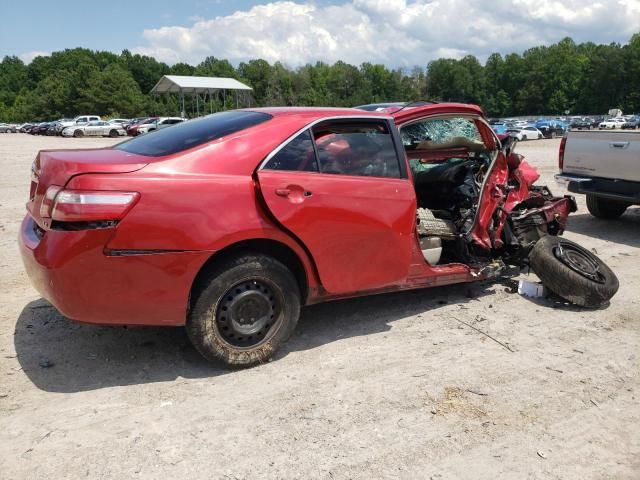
[586,194,629,219]
[187,254,301,367]
[109,129,119,138]
[529,236,618,307]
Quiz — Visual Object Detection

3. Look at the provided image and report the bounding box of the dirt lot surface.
[0,134,638,479]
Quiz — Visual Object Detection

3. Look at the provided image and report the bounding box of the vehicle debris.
[518,280,546,298]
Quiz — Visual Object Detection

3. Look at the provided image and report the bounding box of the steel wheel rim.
[553,241,605,284]
[216,278,282,348]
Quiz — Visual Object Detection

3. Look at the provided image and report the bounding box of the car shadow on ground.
[15,282,496,393]
[566,208,640,248]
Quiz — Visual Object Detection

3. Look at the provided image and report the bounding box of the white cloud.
[19,51,51,64]
[134,0,640,66]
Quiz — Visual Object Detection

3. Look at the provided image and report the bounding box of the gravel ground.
[0,134,638,479]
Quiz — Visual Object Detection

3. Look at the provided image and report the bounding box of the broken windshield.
[401,117,481,150]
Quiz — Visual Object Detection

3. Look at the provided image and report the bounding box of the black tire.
[529,236,618,308]
[73,129,83,138]
[586,194,629,219]
[187,254,301,367]
[109,129,119,138]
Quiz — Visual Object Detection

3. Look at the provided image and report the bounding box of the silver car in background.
[61,120,126,138]
[137,117,186,134]
[0,123,18,133]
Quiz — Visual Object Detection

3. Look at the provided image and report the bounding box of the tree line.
[0,34,638,122]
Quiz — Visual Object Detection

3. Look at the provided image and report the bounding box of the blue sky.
[3,0,639,67]
[1,1,266,58]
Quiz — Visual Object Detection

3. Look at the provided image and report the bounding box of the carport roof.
[150,75,253,94]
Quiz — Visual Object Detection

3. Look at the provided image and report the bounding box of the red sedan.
[19,104,618,366]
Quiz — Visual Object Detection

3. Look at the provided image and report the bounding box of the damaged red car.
[19,103,619,366]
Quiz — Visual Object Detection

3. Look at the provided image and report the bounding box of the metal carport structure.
[150,75,253,117]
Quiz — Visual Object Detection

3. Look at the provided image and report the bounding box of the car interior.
[400,116,495,265]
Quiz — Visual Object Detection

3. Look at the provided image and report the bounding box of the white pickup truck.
[556,130,639,219]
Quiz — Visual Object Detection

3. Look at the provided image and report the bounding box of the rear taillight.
[40,185,63,217]
[40,188,139,222]
[558,136,567,171]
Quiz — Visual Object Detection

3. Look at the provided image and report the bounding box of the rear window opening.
[114,111,272,157]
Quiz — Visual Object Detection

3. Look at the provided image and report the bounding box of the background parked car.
[508,126,543,140]
[136,117,185,134]
[57,115,102,134]
[30,122,52,135]
[62,120,126,138]
[489,120,508,135]
[127,117,159,136]
[535,119,566,138]
[0,123,17,133]
[599,118,626,129]
[45,122,62,136]
[52,118,74,135]
[108,118,130,127]
[569,118,591,130]
[621,117,640,129]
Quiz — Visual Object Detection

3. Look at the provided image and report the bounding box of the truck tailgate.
[563,131,639,182]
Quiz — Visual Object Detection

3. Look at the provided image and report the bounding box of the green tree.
[77,64,145,116]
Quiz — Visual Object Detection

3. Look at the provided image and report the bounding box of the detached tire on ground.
[529,236,619,308]
[187,254,301,367]
[586,194,629,219]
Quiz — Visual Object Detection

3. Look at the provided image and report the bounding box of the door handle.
[609,141,630,149]
[275,186,312,198]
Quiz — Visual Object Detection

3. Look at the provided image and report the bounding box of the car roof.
[245,107,387,120]
[245,103,485,124]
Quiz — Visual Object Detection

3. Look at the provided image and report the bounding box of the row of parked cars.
[489,118,567,140]
[488,113,640,139]
[596,116,640,129]
[4,115,187,138]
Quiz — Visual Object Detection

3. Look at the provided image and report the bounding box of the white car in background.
[598,118,626,129]
[62,120,126,138]
[56,115,102,134]
[507,126,543,140]
[107,118,130,126]
[137,117,185,134]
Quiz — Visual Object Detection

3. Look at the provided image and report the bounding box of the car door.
[99,121,110,136]
[257,118,416,295]
[83,122,97,136]
[524,127,533,139]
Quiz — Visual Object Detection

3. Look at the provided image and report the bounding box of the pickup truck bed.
[556,130,640,218]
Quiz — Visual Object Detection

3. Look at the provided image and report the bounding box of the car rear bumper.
[556,174,640,204]
[19,215,211,326]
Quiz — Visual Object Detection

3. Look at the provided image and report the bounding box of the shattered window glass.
[401,118,481,150]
